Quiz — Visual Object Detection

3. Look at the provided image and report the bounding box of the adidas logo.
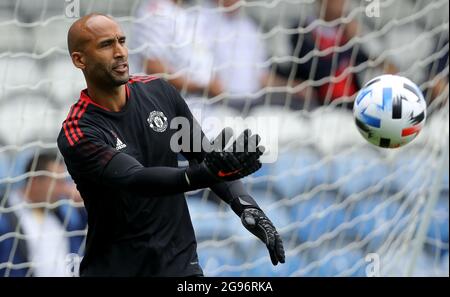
[115,137,127,150]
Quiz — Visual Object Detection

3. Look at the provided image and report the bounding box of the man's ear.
[71,52,86,70]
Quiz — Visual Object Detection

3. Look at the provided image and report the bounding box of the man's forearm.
[210,180,260,215]
[102,152,212,197]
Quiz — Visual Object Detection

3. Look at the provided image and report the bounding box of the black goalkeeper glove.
[241,207,286,266]
[185,128,264,187]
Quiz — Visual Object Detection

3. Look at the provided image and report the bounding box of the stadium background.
[0,0,448,276]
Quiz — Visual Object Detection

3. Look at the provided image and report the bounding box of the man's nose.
[114,42,127,58]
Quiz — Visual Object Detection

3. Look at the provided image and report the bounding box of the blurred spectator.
[426,38,449,110]
[279,0,397,108]
[202,0,273,97]
[203,0,316,112]
[130,0,223,98]
[199,0,313,111]
[0,151,86,277]
[131,0,312,112]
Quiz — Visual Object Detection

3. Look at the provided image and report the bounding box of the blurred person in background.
[279,0,398,108]
[425,38,449,111]
[130,0,223,98]
[198,0,313,111]
[0,151,86,277]
[131,0,312,113]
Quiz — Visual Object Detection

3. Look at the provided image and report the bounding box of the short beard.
[109,74,129,86]
[106,67,129,86]
[90,65,129,88]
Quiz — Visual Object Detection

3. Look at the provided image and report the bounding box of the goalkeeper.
[57,13,285,276]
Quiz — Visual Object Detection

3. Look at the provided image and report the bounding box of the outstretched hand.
[203,127,265,181]
[241,208,285,265]
[184,128,265,187]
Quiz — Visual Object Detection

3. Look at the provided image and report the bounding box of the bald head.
[67,13,129,88]
[67,13,116,54]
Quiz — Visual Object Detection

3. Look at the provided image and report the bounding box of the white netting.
[0,0,448,276]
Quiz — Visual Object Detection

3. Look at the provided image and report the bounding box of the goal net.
[0,0,448,277]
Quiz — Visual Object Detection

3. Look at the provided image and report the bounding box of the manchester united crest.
[147,111,168,132]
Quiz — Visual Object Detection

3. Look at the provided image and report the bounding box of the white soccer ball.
[353,74,427,148]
